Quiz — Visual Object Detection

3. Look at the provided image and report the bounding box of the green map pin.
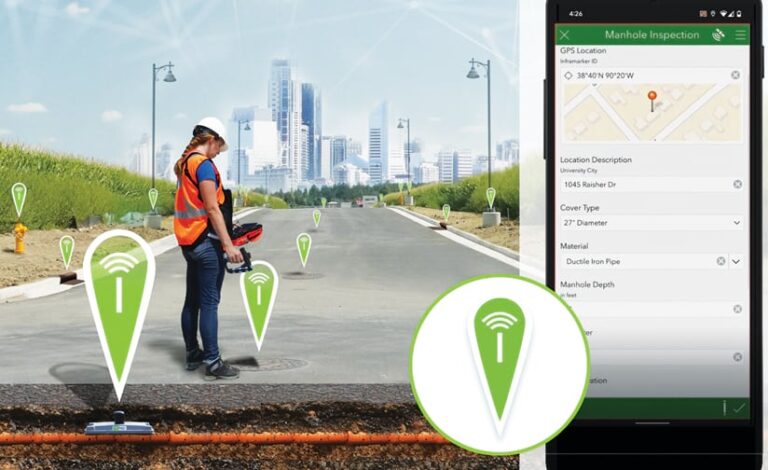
[148,188,159,211]
[240,261,279,351]
[443,204,451,221]
[407,180,413,192]
[379,193,384,202]
[398,181,404,192]
[321,197,327,208]
[11,183,26,218]
[313,209,321,228]
[486,187,497,211]
[469,298,532,433]
[297,233,312,268]
[83,230,155,401]
[59,236,75,271]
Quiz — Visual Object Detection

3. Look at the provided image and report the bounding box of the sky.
[0,0,519,170]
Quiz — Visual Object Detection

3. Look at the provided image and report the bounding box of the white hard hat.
[195,117,229,152]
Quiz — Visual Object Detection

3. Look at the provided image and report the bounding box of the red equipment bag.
[231,222,263,247]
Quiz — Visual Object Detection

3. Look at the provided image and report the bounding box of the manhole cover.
[227,356,308,372]
[282,271,324,280]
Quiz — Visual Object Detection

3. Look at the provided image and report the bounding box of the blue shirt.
[192,159,220,239]
[196,159,219,188]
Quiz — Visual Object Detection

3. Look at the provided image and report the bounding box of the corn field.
[0,143,177,231]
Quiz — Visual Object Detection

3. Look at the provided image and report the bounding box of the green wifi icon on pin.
[313,209,321,228]
[59,236,75,271]
[469,298,532,434]
[148,188,159,211]
[486,187,497,211]
[297,233,311,268]
[321,197,327,208]
[84,230,155,401]
[442,204,451,222]
[240,261,279,351]
[11,182,26,218]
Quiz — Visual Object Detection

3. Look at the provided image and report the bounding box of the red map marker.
[648,90,658,112]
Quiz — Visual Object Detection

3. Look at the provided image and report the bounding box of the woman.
[173,117,243,380]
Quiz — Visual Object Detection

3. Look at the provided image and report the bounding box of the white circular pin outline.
[410,274,590,456]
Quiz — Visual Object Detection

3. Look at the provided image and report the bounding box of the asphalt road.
[0,208,516,386]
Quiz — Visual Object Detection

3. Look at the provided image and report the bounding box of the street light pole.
[485,59,491,192]
[466,58,492,205]
[406,120,411,190]
[151,61,176,189]
[397,118,411,193]
[237,121,241,187]
[151,64,156,189]
[236,119,251,189]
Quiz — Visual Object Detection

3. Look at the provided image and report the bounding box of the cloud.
[65,2,90,17]
[427,116,443,123]
[7,102,47,113]
[0,129,11,136]
[174,112,188,120]
[101,110,123,123]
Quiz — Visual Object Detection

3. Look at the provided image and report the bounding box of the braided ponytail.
[174,131,216,179]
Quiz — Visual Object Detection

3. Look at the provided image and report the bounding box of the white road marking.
[390,208,545,275]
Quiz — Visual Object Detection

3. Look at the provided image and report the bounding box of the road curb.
[389,207,520,261]
[0,208,263,303]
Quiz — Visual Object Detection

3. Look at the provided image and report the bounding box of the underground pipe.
[0,432,448,446]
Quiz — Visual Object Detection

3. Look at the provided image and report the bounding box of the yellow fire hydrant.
[13,222,27,254]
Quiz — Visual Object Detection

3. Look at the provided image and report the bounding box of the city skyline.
[131,85,520,190]
[0,0,519,172]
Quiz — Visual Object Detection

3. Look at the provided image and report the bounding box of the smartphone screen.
[551,11,757,424]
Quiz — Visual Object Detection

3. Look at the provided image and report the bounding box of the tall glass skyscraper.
[269,59,291,165]
[330,136,347,168]
[368,101,389,185]
[269,59,302,188]
[301,83,322,181]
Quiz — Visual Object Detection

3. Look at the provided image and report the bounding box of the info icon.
[410,274,589,455]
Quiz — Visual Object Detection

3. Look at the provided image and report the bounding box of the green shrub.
[243,190,288,209]
[385,166,519,218]
[0,143,176,231]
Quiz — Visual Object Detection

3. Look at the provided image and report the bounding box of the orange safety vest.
[174,152,225,246]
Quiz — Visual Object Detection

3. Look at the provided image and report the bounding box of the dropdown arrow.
[734,220,741,225]
[732,259,741,265]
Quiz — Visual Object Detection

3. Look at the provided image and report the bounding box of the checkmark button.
[732,403,747,414]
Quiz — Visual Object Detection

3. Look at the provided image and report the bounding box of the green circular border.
[408,273,591,456]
